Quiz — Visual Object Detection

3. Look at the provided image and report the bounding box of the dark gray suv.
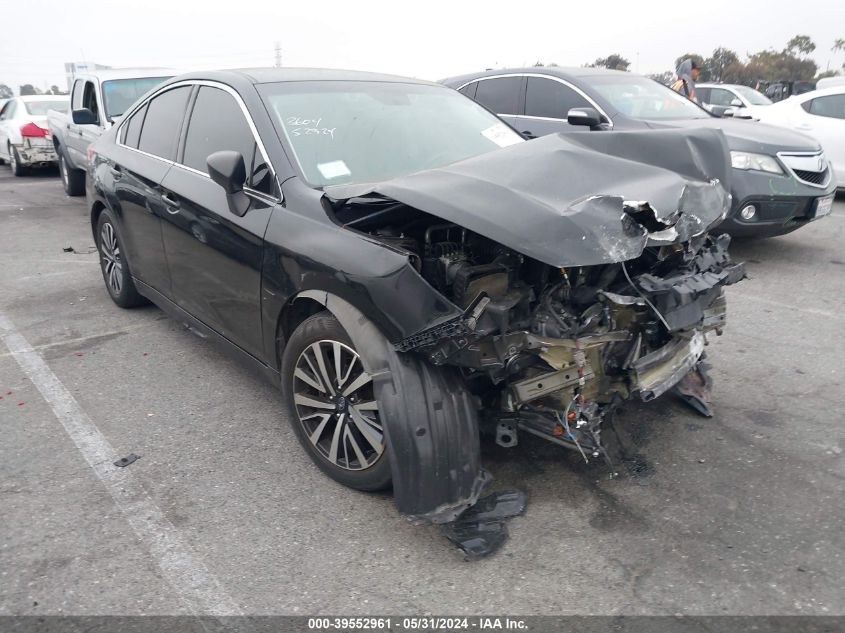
[441,67,836,238]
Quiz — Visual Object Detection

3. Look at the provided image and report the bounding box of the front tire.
[8,144,25,177]
[59,152,85,196]
[96,210,147,308]
[281,312,392,491]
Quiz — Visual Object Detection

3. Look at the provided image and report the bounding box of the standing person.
[671,59,700,101]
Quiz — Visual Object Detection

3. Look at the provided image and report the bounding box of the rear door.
[109,85,193,293]
[515,76,595,138]
[159,84,275,358]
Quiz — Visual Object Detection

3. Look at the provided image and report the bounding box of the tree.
[816,70,839,80]
[48,85,66,95]
[19,84,37,96]
[0,83,12,99]
[833,38,845,53]
[589,54,630,71]
[706,47,739,83]
[786,35,816,57]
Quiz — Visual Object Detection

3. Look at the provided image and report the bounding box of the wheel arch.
[279,289,488,523]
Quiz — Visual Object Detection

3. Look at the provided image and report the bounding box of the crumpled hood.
[325,128,732,267]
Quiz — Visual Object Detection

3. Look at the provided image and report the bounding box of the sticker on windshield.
[317,160,351,180]
[481,123,523,147]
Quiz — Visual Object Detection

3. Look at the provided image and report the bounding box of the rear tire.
[59,152,85,196]
[281,312,392,491]
[96,209,147,308]
[8,144,25,177]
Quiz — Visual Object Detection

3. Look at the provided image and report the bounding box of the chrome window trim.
[116,80,282,201]
[456,72,614,128]
[171,161,279,203]
[776,150,832,189]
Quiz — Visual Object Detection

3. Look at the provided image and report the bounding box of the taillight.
[20,122,48,137]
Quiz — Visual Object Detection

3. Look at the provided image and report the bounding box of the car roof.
[169,67,438,86]
[697,83,746,90]
[795,85,845,99]
[440,66,631,86]
[74,68,177,81]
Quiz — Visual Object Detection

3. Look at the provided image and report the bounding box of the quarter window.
[137,86,191,160]
[525,77,591,119]
[458,82,477,99]
[122,103,148,148]
[474,77,521,115]
[806,94,845,120]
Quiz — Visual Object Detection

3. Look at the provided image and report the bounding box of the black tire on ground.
[59,152,85,196]
[95,209,147,308]
[9,144,25,177]
[281,311,393,491]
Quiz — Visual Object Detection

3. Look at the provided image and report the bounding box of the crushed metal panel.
[325,128,732,267]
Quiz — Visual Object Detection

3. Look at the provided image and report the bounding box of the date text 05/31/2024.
[307,617,529,630]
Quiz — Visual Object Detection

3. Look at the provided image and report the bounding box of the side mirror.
[708,105,731,118]
[730,98,743,107]
[72,108,98,125]
[207,150,246,194]
[567,107,602,128]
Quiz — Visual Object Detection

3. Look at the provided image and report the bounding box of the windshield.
[102,77,171,118]
[25,100,69,115]
[586,75,710,120]
[733,85,772,106]
[259,81,523,187]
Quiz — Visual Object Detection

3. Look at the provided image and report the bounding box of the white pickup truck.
[48,68,173,195]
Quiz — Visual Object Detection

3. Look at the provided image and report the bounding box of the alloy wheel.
[292,340,383,471]
[99,222,123,295]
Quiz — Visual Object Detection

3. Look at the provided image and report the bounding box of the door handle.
[161,193,181,213]
[522,130,536,139]
[109,166,122,180]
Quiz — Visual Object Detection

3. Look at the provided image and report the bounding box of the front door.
[159,85,275,359]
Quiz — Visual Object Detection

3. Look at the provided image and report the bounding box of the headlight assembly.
[730,151,783,174]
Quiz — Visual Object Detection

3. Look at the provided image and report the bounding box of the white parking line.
[0,310,242,616]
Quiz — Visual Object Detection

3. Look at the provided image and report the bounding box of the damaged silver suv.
[87,69,743,556]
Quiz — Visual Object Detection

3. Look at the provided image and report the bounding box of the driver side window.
[81,81,99,123]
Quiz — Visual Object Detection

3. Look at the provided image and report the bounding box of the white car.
[696,83,772,115]
[0,95,69,176]
[751,86,845,189]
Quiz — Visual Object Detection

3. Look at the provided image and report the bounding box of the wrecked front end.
[325,128,744,555]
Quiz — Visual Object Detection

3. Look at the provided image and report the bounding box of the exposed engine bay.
[317,128,744,557]
[330,197,744,468]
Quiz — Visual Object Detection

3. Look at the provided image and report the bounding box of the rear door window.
[474,77,521,115]
[137,86,191,160]
[525,77,591,119]
[807,94,845,119]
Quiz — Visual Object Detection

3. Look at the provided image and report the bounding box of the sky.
[1,0,844,94]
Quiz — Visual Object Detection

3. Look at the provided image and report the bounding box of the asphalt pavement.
[1,166,843,616]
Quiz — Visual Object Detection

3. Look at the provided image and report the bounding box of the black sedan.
[87,68,742,554]
[441,67,837,237]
